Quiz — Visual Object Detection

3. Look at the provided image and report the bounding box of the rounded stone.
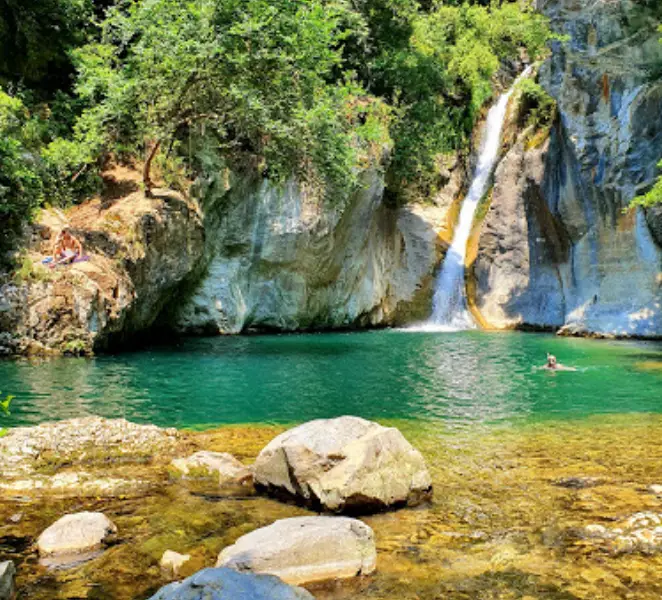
[216,516,376,586]
[37,512,117,556]
[160,550,192,578]
[148,567,315,600]
[171,451,252,485]
[0,560,16,600]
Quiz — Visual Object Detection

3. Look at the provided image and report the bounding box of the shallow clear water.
[2,330,661,429]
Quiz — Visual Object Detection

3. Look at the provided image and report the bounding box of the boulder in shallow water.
[216,516,376,586]
[171,451,252,485]
[37,512,117,556]
[0,561,15,600]
[148,567,315,600]
[253,416,432,513]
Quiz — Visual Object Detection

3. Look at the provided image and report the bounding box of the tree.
[68,0,390,197]
[351,1,552,201]
[0,89,43,261]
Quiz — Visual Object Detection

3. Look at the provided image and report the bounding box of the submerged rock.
[171,451,252,485]
[160,550,192,578]
[216,516,376,586]
[0,471,145,496]
[0,417,178,477]
[148,567,315,600]
[37,512,117,557]
[553,476,604,490]
[253,416,432,513]
[0,561,15,600]
[578,512,662,555]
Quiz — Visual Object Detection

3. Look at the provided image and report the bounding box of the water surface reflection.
[1,331,661,428]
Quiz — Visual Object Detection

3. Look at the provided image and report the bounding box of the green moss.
[62,339,89,356]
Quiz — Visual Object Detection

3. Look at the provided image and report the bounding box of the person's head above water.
[546,353,557,368]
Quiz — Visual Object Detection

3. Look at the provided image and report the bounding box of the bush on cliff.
[632,161,662,208]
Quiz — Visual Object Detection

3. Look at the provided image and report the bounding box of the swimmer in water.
[542,353,577,372]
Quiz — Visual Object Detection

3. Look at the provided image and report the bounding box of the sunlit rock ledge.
[173,170,451,335]
[0,165,452,356]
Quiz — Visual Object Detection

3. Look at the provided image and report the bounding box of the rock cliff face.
[0,165,453,353]
[473,0,662,337]
[174,172,450,334]
[0,180,204,355]
[4,0,659,351]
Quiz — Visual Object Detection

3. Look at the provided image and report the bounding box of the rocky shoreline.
[0,416,434,599]
[4,415,662,598]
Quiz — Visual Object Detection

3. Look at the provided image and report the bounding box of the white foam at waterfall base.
[414,68,532,333]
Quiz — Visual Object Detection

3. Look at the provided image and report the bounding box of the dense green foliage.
[0,0,553,261]
[0,0,106,94]
[632,26,662,208]
[517,78,555,130]
[65,0,551,200]
[0,91,43,255]
[68,0,392,195]
[632,161,662,208]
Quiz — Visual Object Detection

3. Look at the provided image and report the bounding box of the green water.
[2,330,661,429]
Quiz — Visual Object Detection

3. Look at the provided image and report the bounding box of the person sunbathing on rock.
[51,228,84,266]
[542,353,577,372]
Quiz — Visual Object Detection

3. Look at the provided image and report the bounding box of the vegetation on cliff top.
[0,0,552,262]
[631,26,662,209]
[632,161,662,208]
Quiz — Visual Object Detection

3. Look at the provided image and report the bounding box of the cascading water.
[426,68,531,330]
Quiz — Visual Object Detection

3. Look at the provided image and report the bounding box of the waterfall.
[425,68,531,331]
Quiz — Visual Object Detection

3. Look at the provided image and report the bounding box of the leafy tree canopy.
[64,0,551,199]
[65,0,392,196]
[0,0,554,262]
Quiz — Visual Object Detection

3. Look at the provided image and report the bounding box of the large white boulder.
[253,416,432,512]
[216,516,376,586]
[37,512,117,556]
[171,451,252,485]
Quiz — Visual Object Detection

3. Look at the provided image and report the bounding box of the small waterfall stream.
[426,69,530,331]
